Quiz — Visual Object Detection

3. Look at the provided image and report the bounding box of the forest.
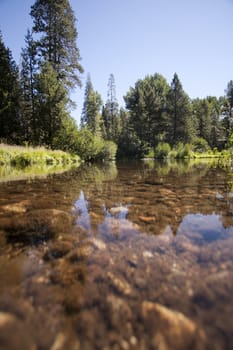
[1,0,233,161]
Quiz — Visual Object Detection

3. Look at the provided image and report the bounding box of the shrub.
[97,141,117,161]
[192,137,210,153]
[154,142,171,159]
[174,143,192,158]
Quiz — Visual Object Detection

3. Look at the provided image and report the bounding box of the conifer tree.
[224,80,233,140]
[35,61,67,146]
[30,0,83,89]
[103,74,120,141]
[167,73,194,145]
[20,29,38,143]
[26,0,83,146]
[0,32,22,143]
[124,74,170,153]
[81,74,103,136]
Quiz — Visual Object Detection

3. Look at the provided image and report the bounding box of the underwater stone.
[0,209,72,242]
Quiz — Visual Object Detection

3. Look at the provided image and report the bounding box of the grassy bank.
[0,144,80,167]
[146,142,233,160]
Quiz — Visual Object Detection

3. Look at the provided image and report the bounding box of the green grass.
[0,144,81,167]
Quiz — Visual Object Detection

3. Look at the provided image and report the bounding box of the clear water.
[0,160,233,349]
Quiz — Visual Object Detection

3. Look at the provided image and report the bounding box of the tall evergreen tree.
[25,0,84,147]
[167,73,194,145]
[0,32,22,143]
[30,0,83,89]
[35,61,67,146]
[20,29,38,143]
[224,80,233,140]
[102,74,120,141]
[207,96,223,148]
[81,74,103,136]
[192,98,212,144]
[124,74,170,153]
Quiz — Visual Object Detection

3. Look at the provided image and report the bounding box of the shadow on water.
[0,159,233,349]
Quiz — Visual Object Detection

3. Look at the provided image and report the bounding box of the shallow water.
[0,160,233,349]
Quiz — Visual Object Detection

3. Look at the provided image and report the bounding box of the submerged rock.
[141,302,206,350]
[139,216,156,223]
[0,209,72,242]
[43,240,73,260]
[107,272,133,296]
[109,206,128,217]
[50,332,80,350]
[0,312,36,350]
[89,238,106,250]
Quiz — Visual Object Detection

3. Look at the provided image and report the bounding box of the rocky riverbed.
[0,161,233,349]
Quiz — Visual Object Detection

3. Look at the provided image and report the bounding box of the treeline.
[1,0,233,160]
[81,72,233,158]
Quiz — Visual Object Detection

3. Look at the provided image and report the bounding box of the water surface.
[0,160,233,349]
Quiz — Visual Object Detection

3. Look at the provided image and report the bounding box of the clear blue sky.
[0,0,233,124]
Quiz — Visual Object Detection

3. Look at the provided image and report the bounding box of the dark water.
[0,160,233,349]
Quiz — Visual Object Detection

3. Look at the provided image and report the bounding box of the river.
[0,159,233,349]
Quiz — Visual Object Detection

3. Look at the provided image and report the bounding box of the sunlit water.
[0,160,233,349]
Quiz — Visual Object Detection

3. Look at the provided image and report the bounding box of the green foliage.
[97,141,117,161]
[0,32,22,143]
[102,74,120,141]
[30,0,83,89]
[70,129,117,162]
[154,142,171,158]
[81,74,103,136]
[173,143,192,159]
[191,137,210,153]
[167,73,194,145]
[0,144,80,167]
[124,73,170,151]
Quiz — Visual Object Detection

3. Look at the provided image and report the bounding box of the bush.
[97,141,117,161]
[192,137,210,153]
[174,143,192,158]
[73,129,117,162]
[154,142,171,159]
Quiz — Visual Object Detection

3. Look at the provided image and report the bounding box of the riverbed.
[0,160,233,349]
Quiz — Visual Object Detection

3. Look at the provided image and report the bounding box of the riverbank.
[0,144,80,167]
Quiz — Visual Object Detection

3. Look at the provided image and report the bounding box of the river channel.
[0,160,233,350]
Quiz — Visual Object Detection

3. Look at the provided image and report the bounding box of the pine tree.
[27,0,83,146]
[0,32,22,143]
[103,74,120,140]
[224,80,233,140]
[167,73,193,145]
[124,74,170,153]
[20,29,38,143]
[30,0,83,89]
[192,98,213,146]
[35,61,67,146]
[81,74,103,136]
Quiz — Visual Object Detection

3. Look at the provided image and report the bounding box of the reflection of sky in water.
[75,191,233,243]
[177,213,233,243]
[75,191,138,239]
[74,191,91,231]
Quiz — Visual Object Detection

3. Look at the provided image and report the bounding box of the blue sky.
[0,0,233,124]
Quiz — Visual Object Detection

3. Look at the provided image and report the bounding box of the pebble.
[141,302,206,350]
[107,272,133,296]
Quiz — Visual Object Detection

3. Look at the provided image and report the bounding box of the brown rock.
[139,216,156,223]
[107,295,132,326]
[0,209,72,242]
[141,302,206,350]
[50,332,80,350]
[1,200,31,214]
[43,240,73,260]
[107,272,133,296]
[0,312,36,350]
